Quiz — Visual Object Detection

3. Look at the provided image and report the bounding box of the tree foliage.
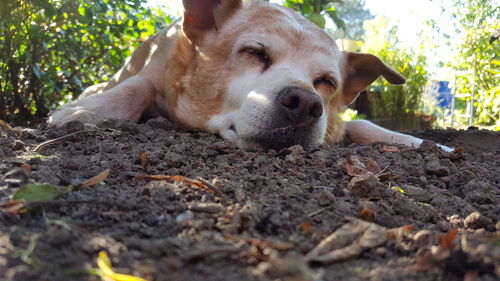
[283,0,346,31]
[0,0,172,125]
[446,0,499,129]
[361,16,428,119]
[332,0,373,40]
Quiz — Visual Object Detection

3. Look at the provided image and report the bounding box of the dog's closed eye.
[238,44,271,71]
[314,76,337,91]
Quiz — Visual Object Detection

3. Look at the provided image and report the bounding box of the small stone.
[462,180,499,204]
[318,189,336,206]
[348,172,385,197]
[188,202,225,213]
[401,184,432,202]
[425,161,450,176]
[419,140,438,152]
[464,211,492,229]
[12,140,25,150]
[19,128,38,140]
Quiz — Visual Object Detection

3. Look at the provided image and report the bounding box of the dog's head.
[166,0,405,150]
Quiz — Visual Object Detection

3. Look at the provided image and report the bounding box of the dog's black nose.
[277,87,323,125]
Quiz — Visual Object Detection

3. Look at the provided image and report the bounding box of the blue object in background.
[436,81,453,108]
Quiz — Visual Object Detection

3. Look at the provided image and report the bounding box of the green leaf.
[307,13,326,29]
[13,184,71,202]
[485,69,500,75]
[326,10,346,33]
[302,4,313,15]
[78,6,86,16]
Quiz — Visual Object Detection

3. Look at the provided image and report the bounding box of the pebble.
[401,184,432,202]
[419,140,438,152]
[318,189,336,206]
[348,172,385,197]
[463,211,492,229]
[425,161,450,176]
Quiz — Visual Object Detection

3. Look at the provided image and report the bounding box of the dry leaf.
[340,156,385,178]
[344,164,366,176]
[134,174,172,181]
[249,238,294,251]
[438,229,458,249]
[82,169,111,188]
[337,156,365,176]
[20,164,32,172]
[0,200,26,215]
[297,221,315,235]
[307,218,389,264]
[377,173,394,181]
[134,174,221,195]
[388,225,414,240]
[139,153,148,168]
[0,119,13,129]
[366,158,381,173]
[380,146,400,153]
[401,225,415,233]
[347,155,366,168]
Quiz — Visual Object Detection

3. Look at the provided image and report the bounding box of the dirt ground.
[1,117,499,281]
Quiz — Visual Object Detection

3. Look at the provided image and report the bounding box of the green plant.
[446,0,499,129]
[283,0,346,31]
[0,0,172,125]
[330,0,373,40]
[361,16,428,119]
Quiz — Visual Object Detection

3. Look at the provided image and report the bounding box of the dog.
[48,0,452,152]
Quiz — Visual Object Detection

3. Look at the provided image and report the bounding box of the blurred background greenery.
[1,0,498,130]
[0,0,172,125]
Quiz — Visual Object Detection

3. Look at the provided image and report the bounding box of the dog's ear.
[341,52,406,106]
[182,0,242,44]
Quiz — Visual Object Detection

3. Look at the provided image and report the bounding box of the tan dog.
[48,0,450,151]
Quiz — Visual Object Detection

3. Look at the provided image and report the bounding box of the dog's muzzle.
[251,87,324,150]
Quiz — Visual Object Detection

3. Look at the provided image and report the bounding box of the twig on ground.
[33,131,85,152]
[196,177,225,198]
[308,207,333,218]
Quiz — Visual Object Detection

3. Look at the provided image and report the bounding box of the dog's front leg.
[48,76,156,126]
[345,120,453,152]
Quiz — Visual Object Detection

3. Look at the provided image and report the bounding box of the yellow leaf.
[97,251,147,281]
[97,251,114,276]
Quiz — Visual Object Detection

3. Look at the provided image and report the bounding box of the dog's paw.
[47,101,106,126]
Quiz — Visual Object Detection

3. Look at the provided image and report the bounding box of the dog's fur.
[48,0,448,151]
